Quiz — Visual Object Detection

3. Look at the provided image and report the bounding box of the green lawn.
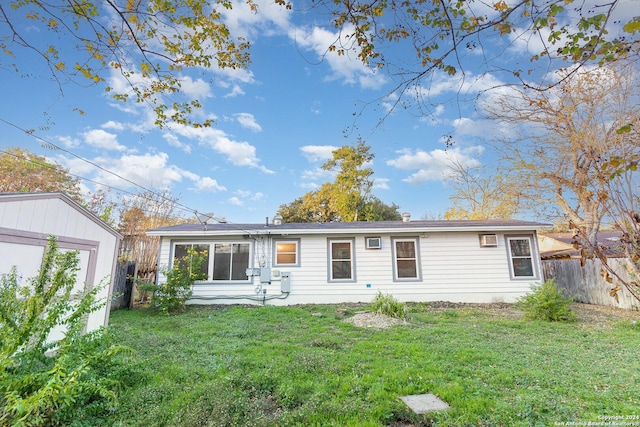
[98,304,640,426]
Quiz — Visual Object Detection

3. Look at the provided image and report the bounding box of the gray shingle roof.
[147,219,550,236]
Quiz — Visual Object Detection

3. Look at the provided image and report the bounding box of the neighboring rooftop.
[540,231,626,259]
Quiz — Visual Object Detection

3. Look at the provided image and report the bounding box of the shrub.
[140,247,208,315]
[516,279,577,322]
[370,292,408,319]
[0,236,131,426]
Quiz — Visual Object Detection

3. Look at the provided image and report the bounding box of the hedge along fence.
[542,258,639,310]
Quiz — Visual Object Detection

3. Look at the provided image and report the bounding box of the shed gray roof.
[147,219,551,237]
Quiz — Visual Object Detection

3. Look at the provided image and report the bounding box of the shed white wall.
[0,194,120,334]
[156,230,542,305]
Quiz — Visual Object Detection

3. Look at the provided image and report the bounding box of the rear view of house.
[148,217,549,305]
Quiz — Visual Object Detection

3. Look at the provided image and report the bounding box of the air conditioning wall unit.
[366,237,382,249]
[479,234,498,247]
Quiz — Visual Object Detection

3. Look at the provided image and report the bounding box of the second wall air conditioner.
[366,237,382,249]
[479,234,498,247]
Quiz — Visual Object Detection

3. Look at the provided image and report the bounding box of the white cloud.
[300,145,338,162]
[450,117,496,139]
[235,113,262,132]
[290,25,387,90]
[222,0,293,39]
[506,0,635,60]
[233,190,265,203]
[387,146,484,184]
[224,84,245,98]
[62,151,229,196]
[299,167,336,189]
[62,152,183,190]
[55,135,80,148]
[228,196,243,206]
[101,120,125,131]
[195,177,226,192]
[180,76,212,99]
[162,133,192,153]
[168,125,274,173]
[82,129,126,151]
[418,71,506,100]
[373,177,390,190]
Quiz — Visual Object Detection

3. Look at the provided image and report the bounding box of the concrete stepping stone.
[400,393,450,414]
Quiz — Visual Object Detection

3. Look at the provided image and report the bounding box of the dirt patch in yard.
[343,311,407,329]
[342,302,639,329]
[423,301,640,323]
[570,302,640,323]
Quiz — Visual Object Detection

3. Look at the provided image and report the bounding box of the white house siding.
[156,228,543,305]
[0,193,121,336]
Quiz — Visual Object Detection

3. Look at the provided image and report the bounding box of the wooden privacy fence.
[542,258,639,310]
[110,261,136,311]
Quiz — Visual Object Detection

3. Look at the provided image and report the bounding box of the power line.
[0,117,207,218]
[0,148,191,221]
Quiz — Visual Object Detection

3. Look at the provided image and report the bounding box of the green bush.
[140,247,208,315]
[0,236,131,426]
[517,279,577,322]
[370,292,408,319]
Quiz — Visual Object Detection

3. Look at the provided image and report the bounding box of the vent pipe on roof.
[401,212,411,222]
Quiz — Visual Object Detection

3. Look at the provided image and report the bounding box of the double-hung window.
[392,237,420,280]
[212,243,251,281]
[506,236,537,279]
[274,239,300,267]
[329,239,355,281]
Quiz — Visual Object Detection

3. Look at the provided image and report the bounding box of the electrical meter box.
[281,272,291,293]
[260,267,271,284]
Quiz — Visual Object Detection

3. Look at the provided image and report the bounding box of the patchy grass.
[97,303,639,426]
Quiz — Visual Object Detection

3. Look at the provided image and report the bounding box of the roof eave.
[147,223,551,237]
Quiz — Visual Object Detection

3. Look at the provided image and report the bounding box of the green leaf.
[622,18,640,34]
[616,124,633,134]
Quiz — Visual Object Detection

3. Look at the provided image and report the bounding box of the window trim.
[505,235,539,280]
[273,238,301,267]
[170,240,252,284]
[391,237,421,282]
[327,238,356,283]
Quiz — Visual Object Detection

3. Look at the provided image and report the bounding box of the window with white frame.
[274,239,300,266]
[329,239,354,281]
[506,236,537,279]
[392,238,420,280]
[173,243,210,279]
[212,243,251,281]
[172,241,251,282]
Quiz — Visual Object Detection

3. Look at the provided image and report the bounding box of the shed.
[148,217,550,305]
[0,192,122,335]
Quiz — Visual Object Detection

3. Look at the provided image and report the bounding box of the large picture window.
[173,243,210,279]
[392,238,420,280]
[171,241,251,282]
[506,236,537,279]
[213,243,251,281]
[329,239,354,281]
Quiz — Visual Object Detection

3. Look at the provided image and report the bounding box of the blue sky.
[0,0,636,223]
